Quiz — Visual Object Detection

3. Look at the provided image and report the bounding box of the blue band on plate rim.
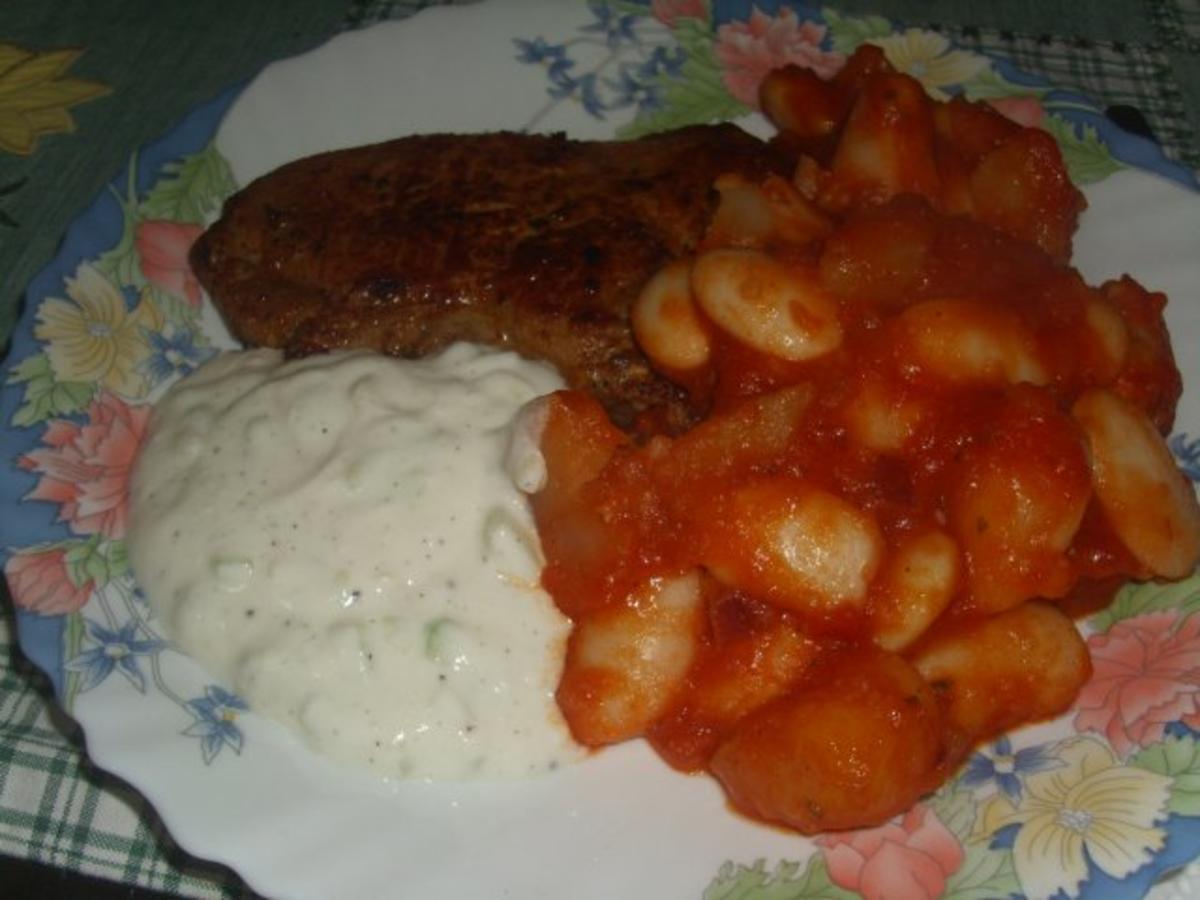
[0,85,241,694]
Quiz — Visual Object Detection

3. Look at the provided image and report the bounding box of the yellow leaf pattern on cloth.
[0,44,110,155]
[866,29,989,100]
[973,737,1171,900]
[34,264,161,399]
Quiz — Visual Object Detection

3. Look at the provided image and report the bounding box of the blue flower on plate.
[549,71,607,118]
[642,44,686,80]
[139,325,208,385]
[581,0,640,48]
[1170,432,1200,482]
[546,54,581,93]
[960,735,1063,801]
[605,47,687,113]
[515,37,594,110]
[183,685,250,764]
[513,36,567,66]
[605,65,659,113]
[64,618,167,694]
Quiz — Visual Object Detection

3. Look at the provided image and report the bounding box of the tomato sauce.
[524,46,1200,834]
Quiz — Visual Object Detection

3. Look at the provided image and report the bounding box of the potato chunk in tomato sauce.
[521,46,1200,835]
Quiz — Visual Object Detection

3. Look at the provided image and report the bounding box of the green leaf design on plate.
[927,786,1022,899]
[930,783,977,837]
[610,0,669,16]
[145,284,204,331]
[618,16,749,139]
[63,534,103,589]
[960,67,1050,102]
[140,142,235,224]
[58,535,128,591]
[81,542,110,586]
[63,610,86,712]
[6,352,95,427]
[703,856,857,900]
[822,8,892,54]
[95,141,235,290]
[1090,572,1200,632]
[102,539,128,583]
[1132,736,1200,816]
[944,843,1021,900]
[1041,114,1124,184]
[94,153,146,291]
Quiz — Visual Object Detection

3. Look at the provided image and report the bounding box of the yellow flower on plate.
[867,29,989,99]
[973,737,1171,900]
[34,263,162,399]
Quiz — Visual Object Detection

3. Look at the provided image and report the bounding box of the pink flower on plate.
[651,0,706,26]
[1074,610,1200,755]
[4,545,93,616]
[987,95,1045,128]
[714,7,845,108]
[19,391,151,540]
[817,805,964,900]
[136,220,204,307]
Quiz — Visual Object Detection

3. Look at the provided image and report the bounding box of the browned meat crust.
[190,125,788,428]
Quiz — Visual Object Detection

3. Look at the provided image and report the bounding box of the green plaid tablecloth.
[2,1,1200,897]
[0,616,254,898]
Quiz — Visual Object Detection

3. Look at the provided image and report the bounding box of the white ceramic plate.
[5,3,1200,898]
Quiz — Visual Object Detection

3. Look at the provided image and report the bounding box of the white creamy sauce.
[127,343,581,780]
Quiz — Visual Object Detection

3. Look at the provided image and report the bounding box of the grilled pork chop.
[190,125,788,428]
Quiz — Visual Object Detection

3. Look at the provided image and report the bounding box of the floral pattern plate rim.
[4,2,1200,899]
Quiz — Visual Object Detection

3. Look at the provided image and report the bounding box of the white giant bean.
[1073,389,1200,578]
[706,173,833,249]
[871,530,960,651]
[631,258,711,372]
[1083,298,1129,382]
[561,571,704,745]
[706,479,884,616]
[897,298,1047,386]
[692,249,843,362]
[844,377,929,453]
